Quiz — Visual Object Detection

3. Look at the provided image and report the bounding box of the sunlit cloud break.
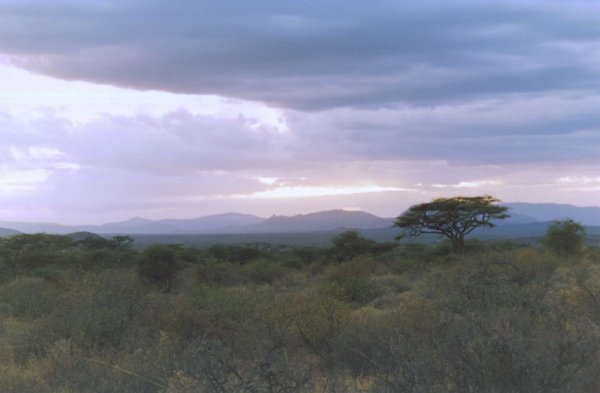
[0,168,49,193]
[431,180,502,189]
[558,176,600,185]
[240,185,416,199]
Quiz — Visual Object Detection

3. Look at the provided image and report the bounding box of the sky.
[0,0,599,224]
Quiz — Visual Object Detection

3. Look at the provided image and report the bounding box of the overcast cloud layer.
[0,0,599,223]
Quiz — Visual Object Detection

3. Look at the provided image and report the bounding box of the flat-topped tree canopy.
[393,195,510,253]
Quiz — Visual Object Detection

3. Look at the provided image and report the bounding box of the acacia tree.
[393,195,509,253]
[0,233,73,278]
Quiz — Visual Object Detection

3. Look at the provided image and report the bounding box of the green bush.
[543,218,586,257]
[32,267,70,289]
[206,244,266,265]
[197,261,240,286]
[136,244,181,288]
[331,230,376,262]
[239,259,286,285]
[292,246,325,266]
[41,339,161,393]
[322,259,383,305]
[0,277,59,319]
[28,271,146,354]
[175,285,256,343]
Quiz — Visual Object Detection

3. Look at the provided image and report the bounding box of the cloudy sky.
[0,0,599,224]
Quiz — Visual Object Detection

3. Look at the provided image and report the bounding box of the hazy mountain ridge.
[494,212,538,225]
[504,203,600,226]
[0,203,599,236]
[100,213,266,234]
[0,213,264,235]
[240,210,394,233]
[0,227,21,236]
[0,220,74,234]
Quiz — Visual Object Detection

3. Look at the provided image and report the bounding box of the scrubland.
[0,232,599,392]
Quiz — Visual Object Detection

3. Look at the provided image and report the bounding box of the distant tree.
[370,241,397,256]
[136,244,181,288]
[228,245,263,265]
[110,235,134,251]
[332,230,375,262]
[543,218,586,257]
[75,234,113,251]
[205,244,230,262]
[70,234,135,270]
[206,244,263,265]
[393,195,509,253]
[0,233,72,278]
[293,246,321,265]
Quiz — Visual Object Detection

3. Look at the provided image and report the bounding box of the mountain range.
[503,203,600,225]
[0,202,599,236]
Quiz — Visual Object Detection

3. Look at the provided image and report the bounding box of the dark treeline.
[0,228,599,392]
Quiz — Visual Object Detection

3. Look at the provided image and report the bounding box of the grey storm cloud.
[284,94,600,165]
[2,0,600,110]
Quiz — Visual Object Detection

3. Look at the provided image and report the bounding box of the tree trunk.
[454,235,465,254]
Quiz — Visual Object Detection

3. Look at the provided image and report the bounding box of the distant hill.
[495,212,538,225]
[142,213,265,234]
[82,213,264,234]
[504,203,600,226]
[65,231,106,242]
[0,227,20,237]
[241,210,394,233]
[100,217,154,230]
[0,213,265,235]
[0,220,74,234]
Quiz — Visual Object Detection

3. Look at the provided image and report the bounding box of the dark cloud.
[2,0,600,110]
[284,93,600,165]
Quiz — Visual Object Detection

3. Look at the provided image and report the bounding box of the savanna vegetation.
[0,218,598,392]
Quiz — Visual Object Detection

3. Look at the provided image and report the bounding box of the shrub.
[331,230,375,262]
[175,285,255,342]
[228,245,264,264]
[196,262,240,287]
[0,277,59,319]
[136,244,181,288]
[543,219,586,257]
[32,267,70,289]
[27,271,146,354]
[292,246,321,265]
[292,290,349,368]
[322,259,383,305]
[239,259,285,285]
